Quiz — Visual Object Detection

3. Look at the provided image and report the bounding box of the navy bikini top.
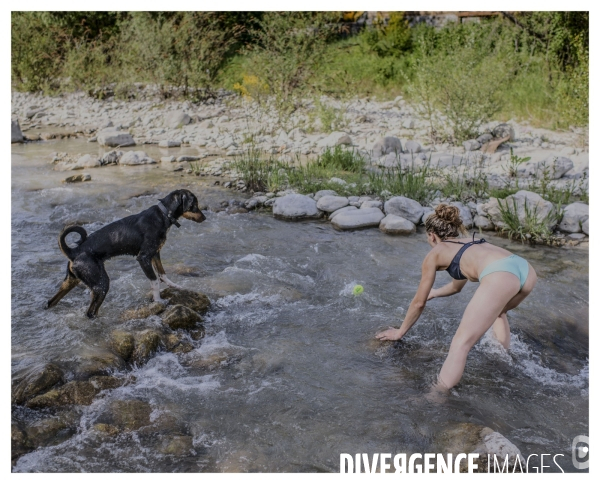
[443,233,487,280]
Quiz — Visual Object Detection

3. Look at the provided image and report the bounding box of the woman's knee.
[450,330,477,353]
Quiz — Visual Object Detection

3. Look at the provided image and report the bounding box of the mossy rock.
[89,375,127,391]
[160,288,210,314]
[26,381,99,408]
[109,330,136,361]
[11,422,33,463]
[12,363,64,405]
[161,304,203,330]
[94,423,120,436]
[120,301,166,321]
[108,399,152,431]
[159,435,194,456]
[24,412,78,448]
[74,351,126,379]
[131,329,163,365]
[190,327,206,341]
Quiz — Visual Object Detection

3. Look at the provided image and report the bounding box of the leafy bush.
[244,12,340,108]
[359,12,412,57]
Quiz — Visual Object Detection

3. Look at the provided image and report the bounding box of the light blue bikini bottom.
[478,254,530,290]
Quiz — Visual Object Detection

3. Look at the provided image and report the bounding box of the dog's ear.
[181,191,194,212]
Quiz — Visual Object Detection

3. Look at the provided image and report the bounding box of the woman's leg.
[491,264,538,349]
[436,272,521,390]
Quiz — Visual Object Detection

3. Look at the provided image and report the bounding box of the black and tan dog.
[45,189,206,318]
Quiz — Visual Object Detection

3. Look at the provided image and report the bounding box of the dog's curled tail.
[58,225,87,260]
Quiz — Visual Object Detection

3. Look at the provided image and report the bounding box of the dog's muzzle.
[182,211,206,223]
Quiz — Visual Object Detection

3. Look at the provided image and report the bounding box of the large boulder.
[384,196,424,225]
[518,156,574,179]
[582,217,589,235]
[558,202,589,233]
[379,215,416,235]
[450,201,474,229]
[273,194,321,220]
[481,190,557,231]
[474,215,494,231]
[316,196,349,213]
[331,207,385,230]
[371,136,402,159]
[164,111,191,129]
[97,129,135,147]
[313,189,338,200]
[119,151,156,165]
[11,119,24,143]
[329,205,357,220]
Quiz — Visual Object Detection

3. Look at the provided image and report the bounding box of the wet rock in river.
[93,423,120,436]
[120,301,166,321]
[119,150,156,165]
[131,329,163,365]
[106,399,152,431]
[24,412,78,448]
[11,118,24,143]
[12,363,64,405]
[164,333,194,354]
[434,422,523,473]
[109,329,135,361]
[75,351,126,379]
[11,422,32,463]
[63,173,91,183]
[190,327,206,341]
[273,194,321,220]
[158,435,195,456]
[26,381,98,408]
[162,304,203,330]
[97,129,135,147]
[160,287,211,314]
[89,375,128,391]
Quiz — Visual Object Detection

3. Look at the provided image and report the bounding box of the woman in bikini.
[375,204,537,390]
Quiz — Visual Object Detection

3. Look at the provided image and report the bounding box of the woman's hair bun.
[435,204,461,226]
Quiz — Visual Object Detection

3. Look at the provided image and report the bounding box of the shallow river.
[11,139,588,472]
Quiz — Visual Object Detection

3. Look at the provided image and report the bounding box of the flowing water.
[12,140,589,472]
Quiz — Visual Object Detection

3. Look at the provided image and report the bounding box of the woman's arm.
[376,252,438,341]
[428,278,467,300]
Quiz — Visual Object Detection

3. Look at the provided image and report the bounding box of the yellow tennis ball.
[353,285,364,295]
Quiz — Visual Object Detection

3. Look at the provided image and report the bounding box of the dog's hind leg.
[152,253,183,290]
[71,258,110,318]
[45,263,80,309]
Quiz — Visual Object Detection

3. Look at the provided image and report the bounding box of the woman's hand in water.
[375,327,404,341]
